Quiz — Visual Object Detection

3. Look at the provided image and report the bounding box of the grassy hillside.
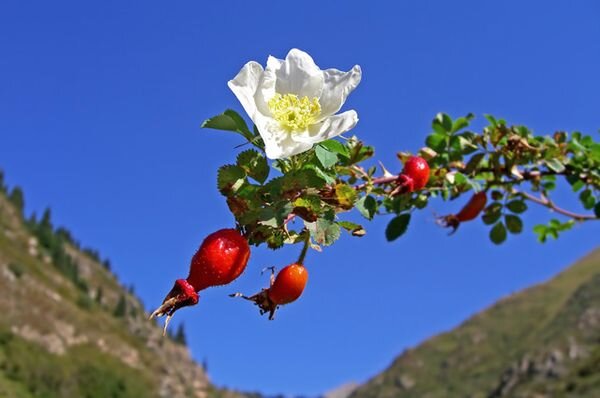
[350,248,600,398]
[0,176,247,398]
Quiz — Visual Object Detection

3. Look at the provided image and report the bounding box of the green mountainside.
[350,248,600,398]
[0,174,250,398]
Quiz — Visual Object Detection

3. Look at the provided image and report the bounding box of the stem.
[297,231,311,265]
[513,189,598,221]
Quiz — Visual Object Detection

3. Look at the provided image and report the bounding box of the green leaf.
[201,110,254,142]
[506,200,527,214]
[306,218,341,246]
[504,215,523,234]
[482,203,502,225]
[385,214,411,241]
[319,140,350,158]
[315,145,339,169]
[426,133,447,152]
[571,180,585,192]
[595,202,600,218]
[335,184,357,209]
[579,189,596,210]
[433,113,453,134]
[490,222,507,245]
[217,165,246,195]
[237,150,269,184]
[338,221,366,237]
[544,158,566,173]
[305,164,336,185]
[451,114,474,133]
[356,195,377,220]
[484,114,498,127]
[464,153,485,175]
[533,224,548,243]
[589,143,600,162]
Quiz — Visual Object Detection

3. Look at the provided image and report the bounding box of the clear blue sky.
[1,1,599,396]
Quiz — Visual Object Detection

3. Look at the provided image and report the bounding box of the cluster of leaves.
[204,110,374,250]
[203,110,599,251]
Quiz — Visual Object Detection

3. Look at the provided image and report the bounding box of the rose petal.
[293,110,359,144]
[273,49,324,99]
[259,121,313,159]
[227,61,265,125]
[318,65,362,118]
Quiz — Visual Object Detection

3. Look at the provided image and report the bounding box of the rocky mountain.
[0,176,249,398]
[350,248,600,397]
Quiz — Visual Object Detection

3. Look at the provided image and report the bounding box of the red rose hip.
[150,228,250,333]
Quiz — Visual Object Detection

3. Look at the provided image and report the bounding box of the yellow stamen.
[268,93,321,132]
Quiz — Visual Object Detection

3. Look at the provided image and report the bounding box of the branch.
[514,189,598,221]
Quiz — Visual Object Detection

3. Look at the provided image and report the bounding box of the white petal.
[273,49,324,99]
[254,56,280,116]
[258,120,312,159]
[318,65,362,118]
[227,61,264,125]
[293,110,359,144]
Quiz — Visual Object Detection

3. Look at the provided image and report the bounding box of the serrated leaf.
[237,150,269,184]
[315,145,339,169]
[281,169,326,194]
[258,202,293,228]
[319,140,350,158]
[505,215,523,234]
[306,219,341,246]
[506,200,527,214]
[356,195,377,220]
[490,222,507,245]
[305,164,336,184]
[201,109,254,142]
[385,214,411,241]
[335,184,357,210]
[217,165,246,195]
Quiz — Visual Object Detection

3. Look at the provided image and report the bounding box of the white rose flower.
[228,49,362,159]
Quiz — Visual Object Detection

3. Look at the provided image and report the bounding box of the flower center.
[268,93,321,132]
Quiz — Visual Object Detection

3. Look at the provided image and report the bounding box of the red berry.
[230,263,309,320]
[456,191,488,222]
[437,191,488,233]
[401,156,430,191]
[267,263,308,305]
[187,228,250,291]
[150,228,250,333]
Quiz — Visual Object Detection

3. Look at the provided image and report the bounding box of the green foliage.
[385,214,410,241]
[350,249,600,398]
[113,294,127,318]
[203,110,599,254]
[0,329,157,398]
[174,323,187,345]
[8,187,24,215]
[7,263,24,279]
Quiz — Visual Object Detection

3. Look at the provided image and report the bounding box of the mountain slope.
[0,183,246,398]
[350,248,600,398]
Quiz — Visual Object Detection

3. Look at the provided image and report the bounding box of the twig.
[514,189,598,221]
